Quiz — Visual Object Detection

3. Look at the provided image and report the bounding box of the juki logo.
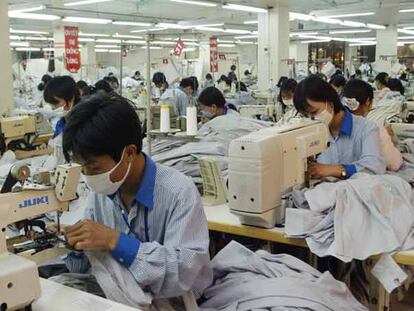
[19,196,49,208]
[309,140,320,148]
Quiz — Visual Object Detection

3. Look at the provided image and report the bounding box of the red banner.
[173,39,185,56]
[210,36,218,72]
[64,26,80,73]
[219,54,226,60]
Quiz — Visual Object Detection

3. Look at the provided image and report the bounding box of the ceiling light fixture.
[63,16,112,24]
[366,23,386,30]
[329,29,372,34]
[218,44,236,47]
[290,32,318,36]
[9,6,45,13]
[95,44,119,48]
[141,46,162,49]
[340,20,366,27]
[300,39,331,44]
[8,12,60,20]
[78,38,95,42]
[152,41,176,45]
[16,47,41,51]
[244,20,258,25]
[109,49,121,53]
[234,35,258,39]
[79,32,110,37]
[125,40,146,44]
[10,41,29,47]
[96,38,121,43]
[236,41,255,45]
[9,29,49,35]
[43,47,55,51]
[324,12,375,18]
[113,34,144,39]
[112,21,152,27]
[25,36,53,41]
[400,8,414,13]
[95,49,109,52]
[223,4,267,13]
[398,28,414,35]
[131,28,167,33]
[217,39,234,43]
[64,0,113,6]
[349,41,376,46]
[170,0,217,7]
[156,23,189,29]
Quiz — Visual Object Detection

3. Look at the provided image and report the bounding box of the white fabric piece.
[371,254,408,293]
[370,91,404,125]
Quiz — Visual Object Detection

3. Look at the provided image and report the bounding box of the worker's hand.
[385,125,395,139]
[63,220,120,251]
[308,163,342,179]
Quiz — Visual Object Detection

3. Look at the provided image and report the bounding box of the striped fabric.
[64,158,212,299]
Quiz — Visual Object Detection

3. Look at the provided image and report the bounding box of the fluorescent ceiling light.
[16,47,41,51]
[78,37,95,42]
[170,47,197,52]
[324,12,375,18]
[9,6,45,13]
[244,20,258,25]
[366,23,386,30]
[290,12,314,21]
[10,29,49,35]
[95,49,109,52]
[236,41,255,45]
[218,44,236,47]
[10,41,29,47]
[64,0,113,6]
[95,44,119,48]
[400,9,414,13]
[183,42,199,46]
[217,39,234,43]
[223,4,267,13]
[131,28,166,33]
[9,12,60,20]
[403,27,414,30]
[113,34,144,39]
[79,32,109,37]
[329,29,371,34]
[25,36,53,41]
[109,49,121,53]
[399,36,414,40]
[340,20,366,27]
[63,16,112,24]
[10,35,22,40]
[156,23,189,29]
[223,28,252,34]
[112,21,152,27]
[195,26,224,32]
[290,32,318,36]
[313,17,342,24]
[175,38,198,42]
[300,40,331,44]
[96,39,121,43]
[152,41,176,45]
[234,35,258,39]
[141,46,162,49]
[125,40,146,44]
[349,42,376,46]
[398,29,414,35]
[43,48,55,51]
[191,23,224,28]
[170,0,217,7]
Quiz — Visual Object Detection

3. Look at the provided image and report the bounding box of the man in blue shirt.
[293,75,386,179]
[61,93,212,299]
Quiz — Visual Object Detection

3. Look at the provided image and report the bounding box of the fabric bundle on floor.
[285,173,414,293]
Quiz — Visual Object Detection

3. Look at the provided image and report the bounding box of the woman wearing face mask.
[329,74,346,95]
[199,87,238,124]
[44,75,81,165]
[342,79,403,171]
[276,79,298,124]
[293,75,386,180]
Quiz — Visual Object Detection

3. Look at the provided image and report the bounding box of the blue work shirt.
[53,117,66,138]
[64,155,212,298]
[159,87,190,116]
[318,109,386,178]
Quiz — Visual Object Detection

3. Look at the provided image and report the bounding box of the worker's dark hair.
[95,79,113,93]
[294,75,344,115]
[206,73,213,80]
[342,79,374,107]
[63,93,142,163]
[77,80,88,90]
[388,78,405,95]
[230,65,236,71]
[152,72,168,87]
[44,76,81,106]
[109,76,119,86]
[218,75,231,86]
[244,70,251,76]
[375,72,389,87]
[189,76,199,91]
[329,75,347,88]
[277,76,288,88]
[180,77,196,90]
[38,74,52,91]
[198,86,226,108]
[134,71,140,76]
[278,79,298,112]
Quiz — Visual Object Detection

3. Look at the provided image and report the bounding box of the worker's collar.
[53,117,66,138]
[108,153,156,209]
[339,108,353,137]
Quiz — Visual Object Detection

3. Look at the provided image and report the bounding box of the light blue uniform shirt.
[159,87,190,116]
[318,109,386,178]
[64,155,212,298]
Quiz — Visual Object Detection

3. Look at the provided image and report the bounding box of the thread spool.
[160,105,170,132]
[186,106,198,136]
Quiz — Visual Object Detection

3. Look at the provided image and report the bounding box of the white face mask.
[314,102,333,128]
[82,149,131,195]
[284,99,294,107]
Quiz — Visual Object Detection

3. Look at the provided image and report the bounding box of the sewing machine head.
[0,163,81,311]
[228,120,329,228]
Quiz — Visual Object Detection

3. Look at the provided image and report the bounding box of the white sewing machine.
[228,121,329,228]
[0,163,81,310]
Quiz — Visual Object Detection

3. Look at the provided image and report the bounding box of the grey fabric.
[200,241,366,311]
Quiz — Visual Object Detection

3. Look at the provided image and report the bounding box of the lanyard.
[120,206,149,243]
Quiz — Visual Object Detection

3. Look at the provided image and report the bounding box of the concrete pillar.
[344,44,358,77]
[257,0,290,91]
[197,39,210,81]
[0,0,14,114]
[52,0,64,74]
[289,42,309,78]
[375,26,398,74]
[81,42,97,82]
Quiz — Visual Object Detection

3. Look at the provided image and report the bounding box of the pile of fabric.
[150,112,270,183]
[285,173,414,293]
[369,91,405,124]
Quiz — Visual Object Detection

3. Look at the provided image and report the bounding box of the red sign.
[64,26,80,73]
[173,39,185,56]
[219,54,226,60]
[210,36,218,72]
[162,58,169,64]
[122,48,129,57]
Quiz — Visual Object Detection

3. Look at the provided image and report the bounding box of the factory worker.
[204,73,215,89]
[159,77,195,116]
[132,70,142,81]
[62,93,212,299]
[228,64,237,82]
[321,57,336,80]
[199,86,238,123]
[34,74,52,107]
[44,76,81,165]
[387,78,405,96]
[276,79,299,124]
[329,75,346,95]
[152,72,169,97]
[293,75,386,180]
[342,79,403,172]
[374,72,390,102]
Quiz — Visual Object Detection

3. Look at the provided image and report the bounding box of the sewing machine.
[0,114,54,156]
[228,121,329,228]
[0,163,81,310]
